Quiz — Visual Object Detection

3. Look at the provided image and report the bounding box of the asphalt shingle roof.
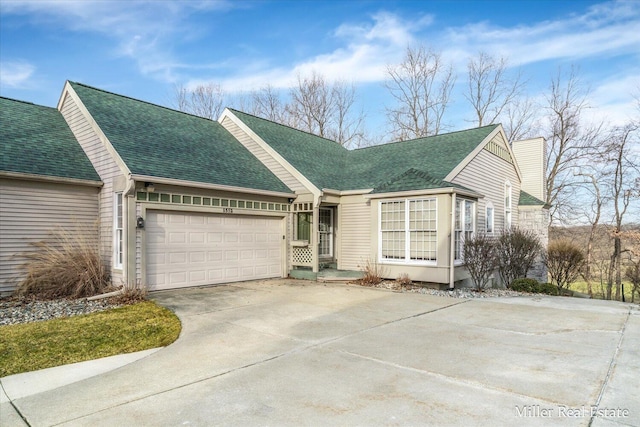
[229,109,498,192]
[0,97,100,182]
[519,190,547,206]
[69,82,291,194]
[372,168,479,194]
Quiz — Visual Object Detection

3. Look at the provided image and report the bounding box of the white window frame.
[114,192,124,269]
[454,199,476,264]
[485,202,494,234]
[504,180,512,230]
[379,198,437,265]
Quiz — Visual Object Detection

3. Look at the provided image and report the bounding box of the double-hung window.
[454,199,476,262]
[114,192,124,269]
[380,198,437,263]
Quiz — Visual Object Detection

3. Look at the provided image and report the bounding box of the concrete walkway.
[1,280,638,426]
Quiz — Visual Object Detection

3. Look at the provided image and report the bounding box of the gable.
[228,108,499,193]
[0,97,100,182]
[68,83,291,194]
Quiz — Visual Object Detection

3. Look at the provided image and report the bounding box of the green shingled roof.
[230,109,498,192]
[519,190,547,206]
[0,97,100,182]
[69,83,291,194]
[372,168,478,194]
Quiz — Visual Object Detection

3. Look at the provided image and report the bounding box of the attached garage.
[146,210,285,290]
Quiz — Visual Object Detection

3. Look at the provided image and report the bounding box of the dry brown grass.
[16,226,112,299]
[395,273,412,287]
[358,259,388,286]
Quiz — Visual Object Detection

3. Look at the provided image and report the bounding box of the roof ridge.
[0,96,54,110]
[69,81,217,123]
[353,124,500,152]
[228,108,349,149]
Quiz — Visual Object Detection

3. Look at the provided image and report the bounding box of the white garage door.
[146,210,283,290]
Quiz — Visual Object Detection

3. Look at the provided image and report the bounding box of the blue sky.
[1,0,639,139]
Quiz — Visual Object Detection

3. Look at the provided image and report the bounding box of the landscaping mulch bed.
[351,280,527,298]
[0,296,124,326]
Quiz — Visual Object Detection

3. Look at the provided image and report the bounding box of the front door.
[319,208,333,258]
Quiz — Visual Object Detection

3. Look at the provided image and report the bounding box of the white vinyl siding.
[450,141,520,233]
[511,137,546,202]
[0,178,99,294]
[221,116,306,193]
[338,201,371,271]
[379,198,437,264]
[60,92,126,283]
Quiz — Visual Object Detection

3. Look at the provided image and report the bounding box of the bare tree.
[249,84,288,123]
[384,46,455,140]
[605,123,639,300]
[544,67,602,224]
[575,168,605,297]
[173,82,225,120]
[465,52,524,128]
[503,96,538,143]
[288,72,366,147]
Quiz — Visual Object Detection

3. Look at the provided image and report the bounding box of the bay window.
[380,198,437,263]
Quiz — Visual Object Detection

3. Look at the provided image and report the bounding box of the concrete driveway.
[1,280,638,426]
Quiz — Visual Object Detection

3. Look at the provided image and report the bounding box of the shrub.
[462,233,498,291]
[496,228,542,287]
[510,279,559,295]
[395,273,412,287]
[17,226,111,299]
[537,282,560,295]
[545,240,585,292]
[359,259,388,286]
[510,278,539,293]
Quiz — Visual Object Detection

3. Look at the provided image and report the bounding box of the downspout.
[123,175,136,286]
[449,193,456,289]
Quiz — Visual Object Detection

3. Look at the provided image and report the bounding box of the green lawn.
[0,301,181,377]
[569,280,637,302]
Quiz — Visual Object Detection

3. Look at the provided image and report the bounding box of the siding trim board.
[136,191,290,212]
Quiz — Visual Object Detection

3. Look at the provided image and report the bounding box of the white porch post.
[449,193,456,289]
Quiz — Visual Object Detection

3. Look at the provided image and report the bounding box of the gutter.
[130,174,294,198]
[0,171,103,187]
[364,187,483,200]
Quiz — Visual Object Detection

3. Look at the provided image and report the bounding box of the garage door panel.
[147,211,283,290]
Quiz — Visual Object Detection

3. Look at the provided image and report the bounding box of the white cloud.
[440,0,640,68]
[197,11,432,92]
[0,60,35,88]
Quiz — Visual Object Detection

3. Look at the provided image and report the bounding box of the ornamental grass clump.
[17,226,111,299]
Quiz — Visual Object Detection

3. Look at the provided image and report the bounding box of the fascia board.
[131,174,294,198]
[364,187,483,200]
[322,188,374,196]
[0,171,103,187]
[219,109,321,198]
[58,81,132,178]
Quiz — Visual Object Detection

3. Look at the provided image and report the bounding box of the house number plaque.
[223,208,234,213]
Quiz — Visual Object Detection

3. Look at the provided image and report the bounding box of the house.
[0,97,102,295]
[0,81,549,295]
